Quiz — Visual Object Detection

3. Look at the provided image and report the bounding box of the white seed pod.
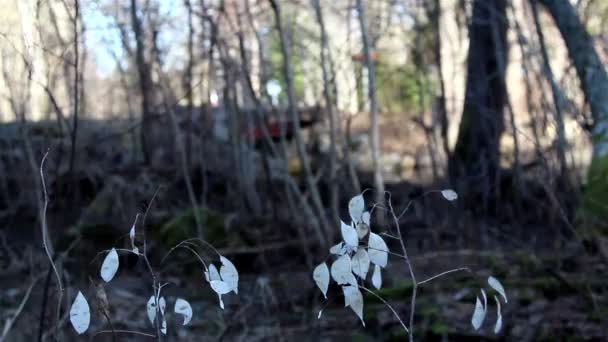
[129,225,139,254]
[146,296,156,324]
[313,262,330,299]
[351,248,370,279]
[493,295,502,334]
[69,291,90,335]
[210,280,232,309]
[488,276,508,303]
[161,318,167,334]
[220,256,239,294]
[330,254,352,285]
[367,233,388,268]
[342,285,365,326]
[471,295,487,330]
[210,280,232,295]
[205,264,221,283]
[362,211,370,226]
[441,189,458,201]
[372,264,382,289]
[355,223,369,239]
[341,220,359,248]
[348,194,365,223]
[174,298,193,326]
[346,272,358,287]
[100,248,119,282]
[329,242,346,256]
[159,297,166,315]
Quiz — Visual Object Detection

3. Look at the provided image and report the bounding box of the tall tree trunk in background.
[531,0,568,176]
[184,0,194,168]
[269,0,330,249]
[539,0,608,227]
[130,0,153,165]
[356,0,385,213]
[312,0,340,227]
[539,0,608,131]
[450,0,507,213]
[426,0,450,165]
[68,0,81,175]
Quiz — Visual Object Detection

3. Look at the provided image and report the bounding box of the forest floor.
[2,202,606,341]
[0,120,606,341]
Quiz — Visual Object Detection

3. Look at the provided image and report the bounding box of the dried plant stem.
[92,330,156,338]
[0,276,39,342]
[418,268,471,286]
[99,310,116,342]
[358,286,408,333]
[137,189,163,340]
[39,151,64,340]
[387,194,416,342]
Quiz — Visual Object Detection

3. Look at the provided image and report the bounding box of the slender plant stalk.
[39,151,64,341]
[0,276,39,342]
[387,194,416,342]
[358,286,409,333]
[92,330,156,339]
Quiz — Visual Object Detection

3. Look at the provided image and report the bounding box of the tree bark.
[68,0,81,176]
[450,0,507,213]
[269,0,330,249]
[356,0,385,214]
[427,0,450,164]
[539,0,608,143]
[312,0,340,227]
[539,0,608,226]
[183,0,194,168]
[532,0,569,175]
[130,0,153,165]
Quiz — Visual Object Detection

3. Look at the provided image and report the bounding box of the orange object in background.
[351,51,379,62]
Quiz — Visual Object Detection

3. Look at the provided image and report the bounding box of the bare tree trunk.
[68,0,81,175]
[356,0,385,212]
[236,20,277,217]
[108,48,137,163]
[311,0,340,227]
[152,52,205,240]
[539,0,608,136]
[531,0,568,175]
[539,0,608,226]
[412,9,439,181]
[427,0,450,165]
[450,0,507,215]
[269,0,329,249]
[130,0,153,165]
[184,0,194,168]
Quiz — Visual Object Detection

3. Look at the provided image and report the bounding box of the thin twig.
[161,242,208,271]
[142,186,161,257]
[100,309,116,342]
[37,266,52,342]
[387,193,416,342]
[92,330,156,338]
[40,151,62,292]
[358,286,409,333]
[39,150,64,341]
[0,276,40,342]
[418,268,471,286]
[134,187,161,340]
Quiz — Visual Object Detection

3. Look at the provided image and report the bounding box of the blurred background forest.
[1,0,607,340]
